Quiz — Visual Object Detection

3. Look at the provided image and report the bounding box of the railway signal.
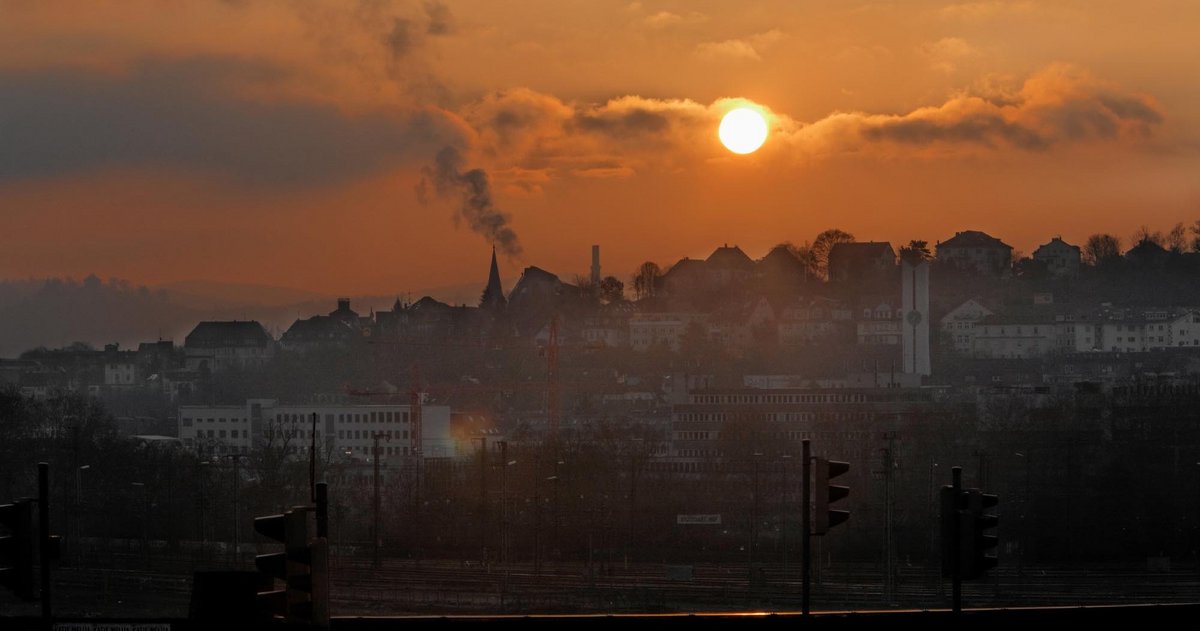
[813,457,850,535]
[0,499,35,599]
[254,509,328,627]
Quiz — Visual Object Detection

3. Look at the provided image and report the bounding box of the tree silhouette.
[1082,233,1122,266]
[631,261,661,300]
[809,229,855,280]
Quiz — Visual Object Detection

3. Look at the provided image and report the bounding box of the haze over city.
[3,1,1198,296]
[7,2,1200,627]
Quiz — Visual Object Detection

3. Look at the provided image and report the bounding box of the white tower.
[902,260,931,376]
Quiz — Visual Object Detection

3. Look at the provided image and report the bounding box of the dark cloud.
[419,146,521,256]
[850,69,1163,151]
[573,108,671,137]
[386,18,415,58]
[1097,94,1163,124]
[0,58,464,186]
[861,113,1050,150]
[423,0,453,35]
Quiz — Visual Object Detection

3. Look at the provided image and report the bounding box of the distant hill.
[0,276,492,357]
[155,279,332,309]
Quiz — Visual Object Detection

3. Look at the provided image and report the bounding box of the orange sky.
[2,1,1198,297]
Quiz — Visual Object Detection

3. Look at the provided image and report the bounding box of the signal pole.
[952,466,962,614]
[372,431,389,569]
[801,439,811,617]
[39,462,51,624]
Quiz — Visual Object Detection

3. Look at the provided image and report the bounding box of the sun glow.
[718,107,769,154]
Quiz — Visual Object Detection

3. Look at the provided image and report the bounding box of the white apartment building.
[178,399,453,462]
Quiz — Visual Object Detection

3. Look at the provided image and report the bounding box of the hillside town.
[5,226,1200,582]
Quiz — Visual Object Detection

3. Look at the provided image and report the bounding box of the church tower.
[480,246,507,311]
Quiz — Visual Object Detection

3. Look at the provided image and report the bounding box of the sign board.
[676,514,721,525]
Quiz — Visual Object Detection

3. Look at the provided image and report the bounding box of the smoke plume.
[420,146,522,256]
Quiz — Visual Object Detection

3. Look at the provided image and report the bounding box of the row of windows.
[675,431,712,440]
[196,429,249,439]
[337,430,409,440]
[274,411,410,424]
[182,416,246,427]
[689,393,867,405]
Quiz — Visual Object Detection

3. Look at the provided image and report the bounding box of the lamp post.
[781,453,792,578]
[131,482,148,568]
[75,465,90,541]
[1015,452,1030,575]
[749,452,763,589]
[929,460,939,590]
[548,458,563,563]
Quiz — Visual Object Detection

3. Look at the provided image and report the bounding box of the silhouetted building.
[1124,238,1170,267]
[754,244,809,293]
[184,321,275,372]
[280,299,365,352]
[828,241,896,283]
[1033,237,1082,276]
[936,230,1013,274]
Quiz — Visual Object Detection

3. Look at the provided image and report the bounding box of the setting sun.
[718,107,769,154]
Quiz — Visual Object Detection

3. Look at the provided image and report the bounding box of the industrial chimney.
[591,245,601,285]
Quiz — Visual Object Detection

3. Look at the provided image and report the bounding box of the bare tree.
[809,229,855,280]
[1166,222,1188,253]
[1082,233,1122,266]
[598,276,625,303]
[631,261,661,300]
[1131,225,1164,247]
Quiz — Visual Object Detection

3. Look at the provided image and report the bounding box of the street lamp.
[1015,452,1030,574]
[749,452,763,588]
[131,482,149,568]
[76,465,90,540]
[781,454,792,577]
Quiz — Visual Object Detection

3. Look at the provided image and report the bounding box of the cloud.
[938,1,1039,22]
[385,18,416,58]
[449,65,1163,185]
[919,37,979,73]
[0,58,468,186]
[639,10,707,29]
[694,30,783,62]
[423,0,453,35]
[789,64,1163,155]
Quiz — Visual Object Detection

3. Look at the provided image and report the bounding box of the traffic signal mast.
[813,457,851,535]
[941,466,999,613]
[0,499,35,600]
[253,482,329,628]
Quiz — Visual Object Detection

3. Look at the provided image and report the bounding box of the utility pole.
[39,462,52,625]
[500,440,509,571]
[230,454,248,565]
[476,436,488,567]
[952,466,963,615]
[802,439,811,617]
[533,454,541,575]
[882,432,897,604]
[546,318,560,447]
[310,412,318,503]
[781,453,792,578]
[372,431,389,569]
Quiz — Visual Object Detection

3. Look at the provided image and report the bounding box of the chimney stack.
[591,245,601,285]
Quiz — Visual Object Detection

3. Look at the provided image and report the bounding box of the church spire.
[480,245,506,310]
